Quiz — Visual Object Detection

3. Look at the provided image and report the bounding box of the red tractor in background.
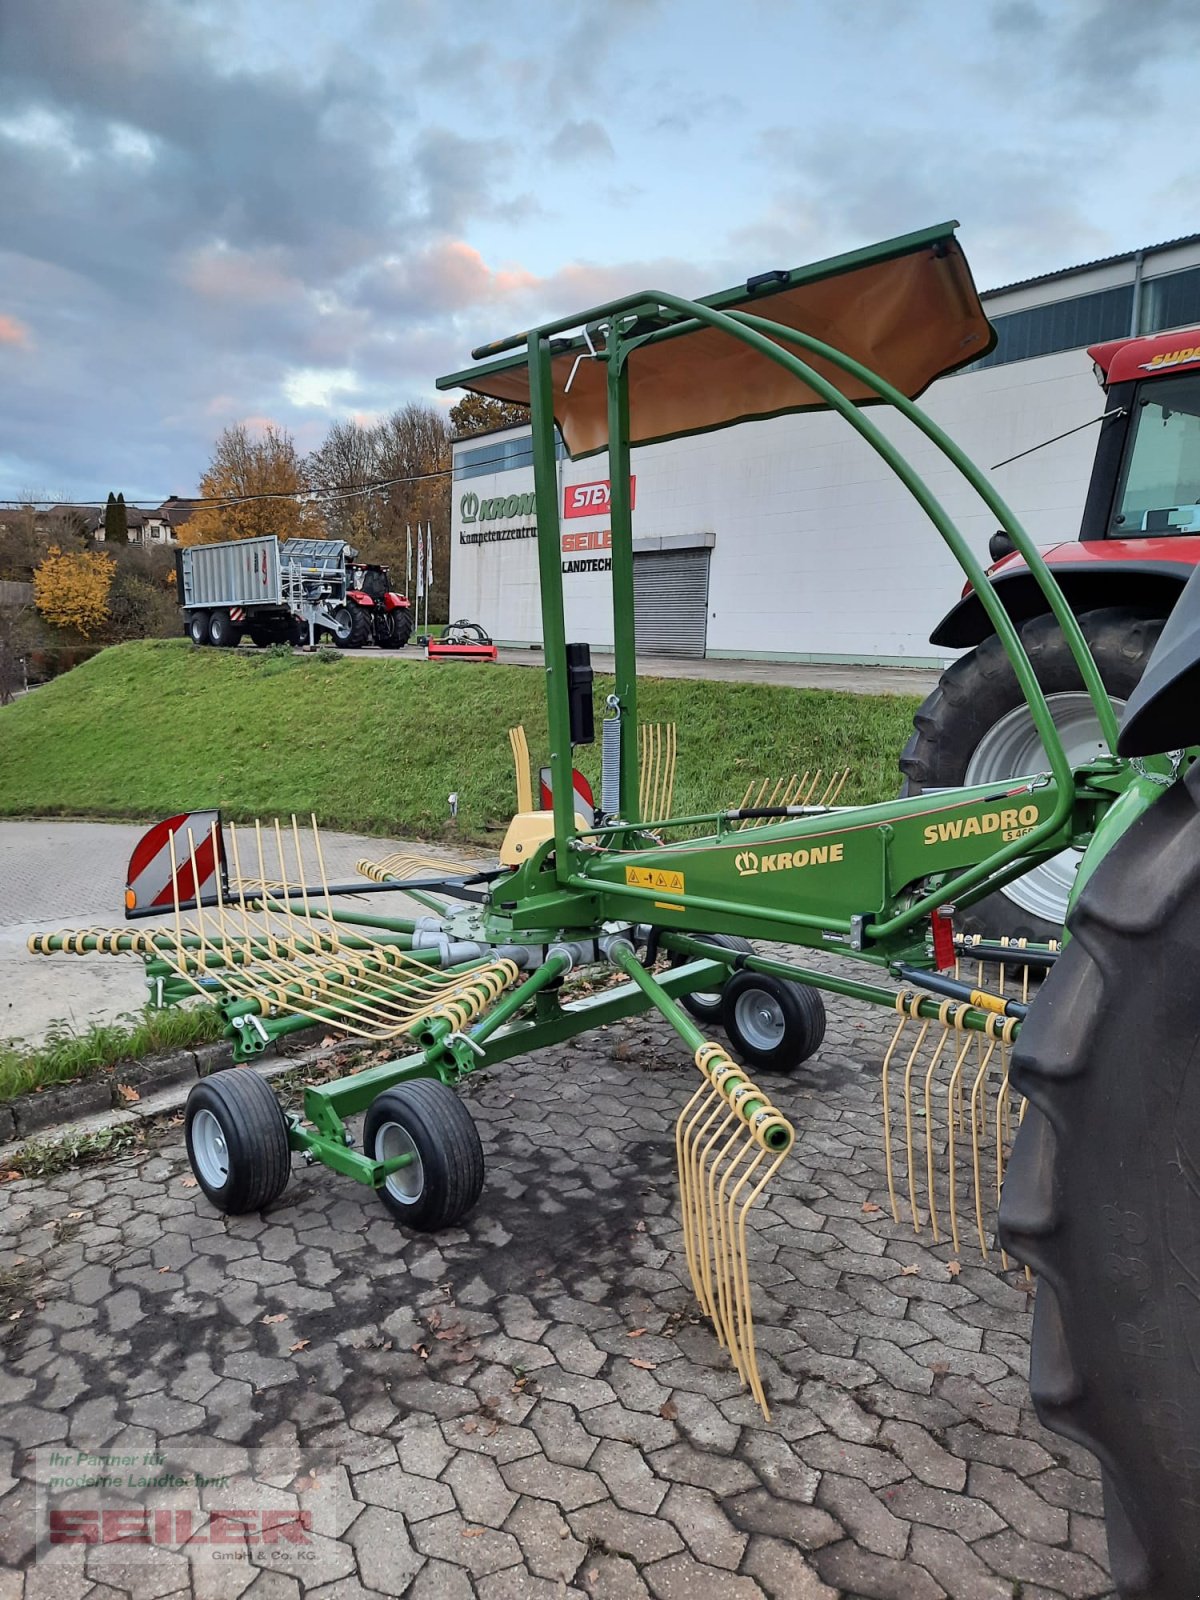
[902,324,1200,939]
[345,562,413,649]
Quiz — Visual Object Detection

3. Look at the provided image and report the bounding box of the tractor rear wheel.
[185,1070,292,1214]
[899,606,1164,940]
[998,764,1200,1598]
[720,969,826,1073]
[391,608,413,648]
[188,610,210,646]
[364,1080,484,1231]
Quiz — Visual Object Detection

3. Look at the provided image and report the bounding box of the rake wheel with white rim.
[184,1069,292,1214]
[363,1080,485,1231]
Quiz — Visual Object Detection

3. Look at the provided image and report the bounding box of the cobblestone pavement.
[0,984,1115,1599]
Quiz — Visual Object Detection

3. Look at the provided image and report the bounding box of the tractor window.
[1112,372,1200,536]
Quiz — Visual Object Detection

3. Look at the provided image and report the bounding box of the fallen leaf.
[627,1328,648,1338]
[947,1260,962,1277]
[66,1211,85,1220]
[262,1313,288,1325]
[484,1419,498,1436]
[435,1325,466,1341]
[8,1310,21,1321]
[461,1527,485,1539]
[428,1309,442,1331]
[861,1201,882,1215]
[320,1035,337,1048]
[630,1358,656,1370]
[0,1171,21,1183]
[158,1266,173,1275]
[411,1344,429,1360]
[117,1083,140,1103]
[634,1220,646,1233]
[180,1178,198,1189]
[587,1568,599,1584]
[290,1339,310,1353]
[930,1361,950,1376]
[462,1419,478,1435]
[659,1400,678,1421]
[900,1264,920,1276]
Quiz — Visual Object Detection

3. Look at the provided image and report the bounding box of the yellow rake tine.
[675,1079,712,1298]
[710,1125,757,1366]
[664,723,677,820]
[881,998,913,1224]
[923,1002,956,1245]
[732,1143,790,1418]
[902,1015,932,1233]
[310,815,340,951]
[969,1031,1001,1259]
[692,1102,739,1330]
[713,1135,760,1386]
[945,1028,974,1257]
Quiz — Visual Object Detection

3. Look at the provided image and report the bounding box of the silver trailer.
[176,536,363,648]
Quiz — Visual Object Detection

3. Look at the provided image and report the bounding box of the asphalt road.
[322,643,942,697]
[0,819,476,1047]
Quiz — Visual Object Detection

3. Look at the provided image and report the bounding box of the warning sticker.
[625,865,686,894]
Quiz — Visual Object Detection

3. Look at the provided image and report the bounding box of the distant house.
[86,496,199,546]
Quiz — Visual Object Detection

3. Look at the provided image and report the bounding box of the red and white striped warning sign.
[538,768,595,826]
[230,607,246,623]
[125,811,225,916]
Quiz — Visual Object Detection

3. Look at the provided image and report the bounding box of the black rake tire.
[998,763,1200,1598]
[187,610,210,646]
[720,969,826,1073]
[364,1080,485,1231]
[184,1070,292,1214]
[679,933,754,1024]
[899,606,1165,942]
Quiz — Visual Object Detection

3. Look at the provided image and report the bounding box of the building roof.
[983,233,1200,299]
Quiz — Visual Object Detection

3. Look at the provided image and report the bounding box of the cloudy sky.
[1,0,1197,503]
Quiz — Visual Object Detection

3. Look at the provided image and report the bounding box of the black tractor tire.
[720,969,826,1073]
[998,764,1200,1599]
[184,1069,292,1214]
[376,612,401,649]
[330,604,371,649]
[187,611,211,646]
[208,609,241,648]
[363,1080,485,1231]
[678,933,754,1025]
[390,608,414,648]
[899,606,1165,941]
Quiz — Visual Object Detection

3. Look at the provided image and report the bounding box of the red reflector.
[931,908,955,971]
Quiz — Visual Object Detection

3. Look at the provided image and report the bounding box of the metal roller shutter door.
[633,549,710,657]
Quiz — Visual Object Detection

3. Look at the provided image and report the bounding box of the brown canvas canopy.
[442,222,993,458]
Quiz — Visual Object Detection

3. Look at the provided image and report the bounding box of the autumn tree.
[448,392,529,437]
[179,424,318,546]
[305,404,452,619]
[33,545,116,636]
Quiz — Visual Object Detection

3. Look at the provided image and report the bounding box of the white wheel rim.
[192,1109,231,1189]
[734,987,785,1053]
[376,1121,424,1205]
[964,691,1123,926]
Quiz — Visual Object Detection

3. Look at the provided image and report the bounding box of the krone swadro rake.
[30,223,1200,1583]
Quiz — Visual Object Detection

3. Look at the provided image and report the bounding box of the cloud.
[0,315,31,349]
[360,240,540,319]
[545,119,615,165]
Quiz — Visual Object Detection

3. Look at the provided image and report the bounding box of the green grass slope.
[0,640,919,841]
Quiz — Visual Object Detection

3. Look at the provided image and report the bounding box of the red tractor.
[902,324,1200,939]
[345,562,413,649]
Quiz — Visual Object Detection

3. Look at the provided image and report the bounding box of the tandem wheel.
[364,1080,485,1231]
[721,969,826,1073]
[679,933,754,1024]
[185,1070,292,1214]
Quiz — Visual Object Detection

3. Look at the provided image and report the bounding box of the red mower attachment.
[426,620,498,662]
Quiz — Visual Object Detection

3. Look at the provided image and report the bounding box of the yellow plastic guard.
[499,811,589,866]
